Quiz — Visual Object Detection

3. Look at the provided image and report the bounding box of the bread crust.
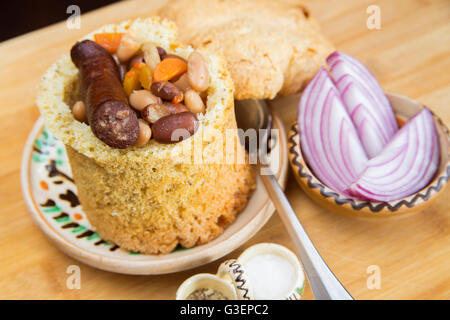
[159,0,334,100]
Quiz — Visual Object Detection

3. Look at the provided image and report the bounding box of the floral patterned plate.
[21,116,288,275]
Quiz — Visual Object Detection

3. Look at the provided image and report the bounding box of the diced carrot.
[123,69,141,96]
[172,92,184,104]
[153,58,187,82]
[132,62,146,70]
[138,64,153,90]
[123,62,154,94]
[130,62,153,90]
[94,33,124,54]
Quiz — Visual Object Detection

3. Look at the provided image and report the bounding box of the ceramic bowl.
[288,92,450,219]
[21,115,288,274]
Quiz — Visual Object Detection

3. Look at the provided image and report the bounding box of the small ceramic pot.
[216,243,306,300]
[217,259,253,300]
[176,273,237,300]
[288,92,450,219]
[237,243,305,300]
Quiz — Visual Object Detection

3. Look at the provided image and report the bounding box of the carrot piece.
[131,62,153,90]
[153,58,187,82]
[123,69,141,96]
[94,33,124,54]
[172,92,184,104]
[123,62,155,94]
[131,62,146,72]
[139,64,153,90]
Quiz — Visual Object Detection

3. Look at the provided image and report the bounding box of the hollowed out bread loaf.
[37,17,255,254]
[159,0,334,100]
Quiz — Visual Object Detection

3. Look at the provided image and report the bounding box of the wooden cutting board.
[0,0,448,299]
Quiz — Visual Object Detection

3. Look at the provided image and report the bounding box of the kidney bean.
[163,102,189,114]
[152,112,198,144]
[128,53,144,70]
[157,46,167,60]
[151,81,183,101]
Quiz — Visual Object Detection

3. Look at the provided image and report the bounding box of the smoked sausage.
[71,40,139,148]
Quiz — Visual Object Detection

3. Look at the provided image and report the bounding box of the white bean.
[117,33,141,62]
[173,73,190,92]
[142,42,161,71]
[187,51,209,92]
[134,119,152,147]
[129,90,160,111]
[184,89,205,114]
[72,101,87,123]
[141,103,171,124]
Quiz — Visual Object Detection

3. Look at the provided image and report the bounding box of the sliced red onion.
[347,108,440,202]
[298,67,368,195]
[327,51,398,158]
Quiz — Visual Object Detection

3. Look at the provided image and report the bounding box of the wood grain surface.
[0,0,449,299]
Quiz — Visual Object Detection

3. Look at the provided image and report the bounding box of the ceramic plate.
[21,115,288,275]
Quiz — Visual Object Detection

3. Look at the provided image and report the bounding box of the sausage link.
[71,40,139,148]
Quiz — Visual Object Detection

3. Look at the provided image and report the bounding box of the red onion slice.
[298,67,368,195]
[347,108,440,202]
[327,52,398,158]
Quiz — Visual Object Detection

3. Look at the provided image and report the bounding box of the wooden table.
[0,0,449,300]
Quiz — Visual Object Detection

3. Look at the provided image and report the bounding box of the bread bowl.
[36,17,255,254]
